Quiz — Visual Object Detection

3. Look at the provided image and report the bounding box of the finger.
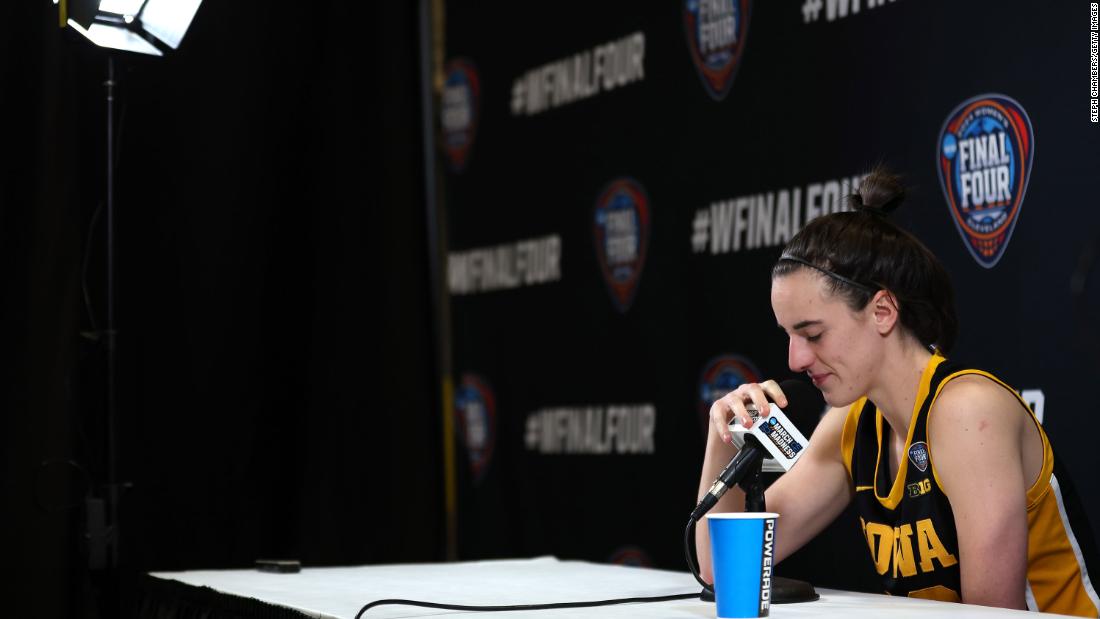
[711,392,748,444]
[759,379,788,409]
[741,383,773,419]
[721,390,754,430]
[709,401,734,444]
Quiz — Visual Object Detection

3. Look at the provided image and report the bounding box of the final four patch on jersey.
[908,441,930,473]
[937,94,1034,268]
[683,0,752,101]
[594,178,650,312]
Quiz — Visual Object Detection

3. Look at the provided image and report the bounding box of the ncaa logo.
[454,373,496,483]
[441,58,480,172]
[698,355,761,436]
[937,94,1034,268]
[594,178,650,312]
[683,0,752,101]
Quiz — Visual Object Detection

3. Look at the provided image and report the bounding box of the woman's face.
[771,269,881,408]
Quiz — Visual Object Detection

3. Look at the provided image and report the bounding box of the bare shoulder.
[928,374,1031,469]
[928,373,1027,434]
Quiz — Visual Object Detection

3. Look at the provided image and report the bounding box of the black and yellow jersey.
[840,352,1099,617]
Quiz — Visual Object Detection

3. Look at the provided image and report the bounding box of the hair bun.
[849,167,906,214]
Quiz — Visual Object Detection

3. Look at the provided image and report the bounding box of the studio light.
[53,0,205,582]
[63,0,203,56]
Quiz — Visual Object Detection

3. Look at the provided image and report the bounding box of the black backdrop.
[4,1,1100,617]
[3,2,441,617]
[443,0,1100,593]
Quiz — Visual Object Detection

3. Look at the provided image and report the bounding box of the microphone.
[690,379,824,522]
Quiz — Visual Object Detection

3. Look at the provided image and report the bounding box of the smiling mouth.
[809,373,830,385]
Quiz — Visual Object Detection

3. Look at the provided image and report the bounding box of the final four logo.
[908,441,930,473]
[454,373,496,483]
[937,94,1034,268]
[441,58,480,172]
[698,355,761,436]
[683,0,752,101]
[594,178,650,312]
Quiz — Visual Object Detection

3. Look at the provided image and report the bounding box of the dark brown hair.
[772,168,958,352]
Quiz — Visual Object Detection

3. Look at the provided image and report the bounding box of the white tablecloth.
[150,556,1068,619]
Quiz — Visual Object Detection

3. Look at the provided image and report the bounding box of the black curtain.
[1,3,441,617]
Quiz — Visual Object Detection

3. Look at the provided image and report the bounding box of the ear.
[870,289,900,336]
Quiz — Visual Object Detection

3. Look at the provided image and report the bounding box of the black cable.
[355,519,711,617]
[357,514,712,616]
[355,592,699,618]
[356,488,719,615]
[685,518,714,593]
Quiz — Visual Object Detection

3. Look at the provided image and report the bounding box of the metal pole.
[105,54,119,568]
[418,0,456,561]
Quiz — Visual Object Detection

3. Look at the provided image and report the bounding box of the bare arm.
[928,376,1032,610]
[694,381,854,583]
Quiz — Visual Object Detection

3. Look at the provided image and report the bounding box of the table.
[147,556,1067,618]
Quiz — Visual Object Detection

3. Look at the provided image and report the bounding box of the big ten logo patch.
[906,479,932,498]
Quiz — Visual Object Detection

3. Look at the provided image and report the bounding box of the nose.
[788,337,814,372]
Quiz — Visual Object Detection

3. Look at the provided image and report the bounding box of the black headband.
[777,255,879,295]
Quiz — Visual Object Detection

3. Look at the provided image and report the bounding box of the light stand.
[56,0,203,584]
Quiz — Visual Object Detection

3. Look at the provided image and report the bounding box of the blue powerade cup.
[706,512,779,618]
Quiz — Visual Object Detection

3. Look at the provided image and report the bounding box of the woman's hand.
[708,379,789,444]
[695,395,855,584]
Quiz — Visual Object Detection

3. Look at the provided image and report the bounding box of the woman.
[696,168,1098,616]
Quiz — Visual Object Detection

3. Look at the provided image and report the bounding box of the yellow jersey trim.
[841,397,867,477]
[874,352,946,510]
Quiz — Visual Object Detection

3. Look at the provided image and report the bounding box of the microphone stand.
[736,463,818,604]
[690,439,818,603]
